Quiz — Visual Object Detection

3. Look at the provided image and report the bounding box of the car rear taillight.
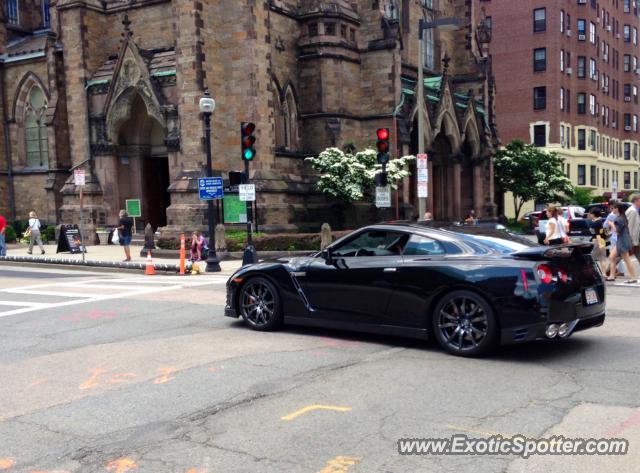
[520,269,529,291]
[536,264,553,284]
[557,268,568,283]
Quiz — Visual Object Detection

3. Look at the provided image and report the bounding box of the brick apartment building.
[483,0,640,216]
[1,0,498,235]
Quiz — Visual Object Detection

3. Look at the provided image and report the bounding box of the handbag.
[24,228,32,238]
[111,230,120,245]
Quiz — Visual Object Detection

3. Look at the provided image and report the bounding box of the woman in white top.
[544,205,568,245]
[27,210,45,255]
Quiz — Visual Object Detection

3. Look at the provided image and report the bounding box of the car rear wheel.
[431,290,498,357]
[239,277,282,331]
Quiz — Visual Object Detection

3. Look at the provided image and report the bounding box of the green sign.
[223,194,247,223]
[126,199,142,218]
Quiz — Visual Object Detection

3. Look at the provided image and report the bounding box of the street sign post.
[198,177,224,201]
[73,169,85,186]
[375,185,391,208]
[74,169,87,261]
[416,153,428,198]
[239,184,256,202]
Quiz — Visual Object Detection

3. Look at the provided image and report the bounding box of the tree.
[494,140,573,220]
[565,187,595,207]
[305,147,415,202]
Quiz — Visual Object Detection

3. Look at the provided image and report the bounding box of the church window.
[6,0,19,25]
[24,86,49,168]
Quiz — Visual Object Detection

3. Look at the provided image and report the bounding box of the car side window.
[403,235,446,256]
[332,231,409,257]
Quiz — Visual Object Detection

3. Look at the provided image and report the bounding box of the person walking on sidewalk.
[0,213,7,256]
[606,203,637,284]
[625,194,640,265]
[118,209,134,262]
[27,211,45,255]
[544,205,568,245]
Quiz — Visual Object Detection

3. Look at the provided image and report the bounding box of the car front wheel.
[431,290,498,357]
[239,277,283,331]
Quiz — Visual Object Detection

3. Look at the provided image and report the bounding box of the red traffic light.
[376,128,390,140]
[241,122,256,135]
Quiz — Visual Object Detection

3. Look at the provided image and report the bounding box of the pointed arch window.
[6,0,19,25]
[283,88,299,151]
[24,86,49,168]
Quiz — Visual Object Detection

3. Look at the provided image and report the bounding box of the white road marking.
[0,274,229,319]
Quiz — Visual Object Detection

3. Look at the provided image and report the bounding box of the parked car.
[520,211,543,234]
[586,202,631,217]
[224,223,605,357]
[533,206,591,243]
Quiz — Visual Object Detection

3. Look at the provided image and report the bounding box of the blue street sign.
[198,177,224,200]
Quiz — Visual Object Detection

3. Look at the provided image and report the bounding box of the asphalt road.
[0,264,639,473]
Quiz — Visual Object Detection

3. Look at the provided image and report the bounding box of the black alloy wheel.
[239,277,282,331]
[431,290,498,356]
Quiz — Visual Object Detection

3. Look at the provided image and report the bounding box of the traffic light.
[376,128,390,165]
[241,122,256,161]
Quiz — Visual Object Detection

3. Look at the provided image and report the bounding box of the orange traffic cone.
[145,250,156,275]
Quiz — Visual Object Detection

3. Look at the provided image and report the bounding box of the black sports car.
[224,224,606,356]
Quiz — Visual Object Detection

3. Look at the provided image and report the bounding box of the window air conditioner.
[578,0,586,4]
[625,125,632,131]
[566,67,572,75]
[567,29,572,37]
[625,96,632,101]
[579,34,586,40]
[617,33,621,38]
[607,25,612,31]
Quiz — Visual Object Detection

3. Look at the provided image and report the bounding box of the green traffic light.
[244,149,255,160]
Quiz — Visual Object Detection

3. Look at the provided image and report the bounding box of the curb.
[0,255,181,273]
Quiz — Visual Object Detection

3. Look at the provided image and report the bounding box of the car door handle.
[383,268,397,272]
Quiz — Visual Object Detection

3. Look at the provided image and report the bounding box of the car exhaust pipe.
[545,324,559,338]
[557,323,571,338]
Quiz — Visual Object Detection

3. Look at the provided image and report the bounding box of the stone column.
[452,161,462,220]
[473,161,484,218]
[427,160,434,215]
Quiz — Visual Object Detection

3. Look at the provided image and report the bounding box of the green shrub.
[4,226,16,243]
[45,226,56,243]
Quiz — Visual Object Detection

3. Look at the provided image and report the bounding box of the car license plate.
[584,287,598,305]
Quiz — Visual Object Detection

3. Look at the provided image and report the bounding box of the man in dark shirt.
[118,210,134,261]
[0,214,7,256]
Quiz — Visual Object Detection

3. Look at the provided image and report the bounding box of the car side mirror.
[321,247,334,265]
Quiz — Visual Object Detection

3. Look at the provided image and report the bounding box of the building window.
[533,124,546,147]
[635,114,639,132]
[577,92,586,114]
[560,87,565,110]
[324,23,336,36]
[533,48,546,71]
[567,163,571,179]
[578,165,586,185]
[624,142,631,160]
[560,49,565,71]
[590,165,597,186]
[590,21,596,43]
[24,86,49,168]
[590,129,596,150]
[560,125,565,147]
[533,87,546,110]
[425,11,434,70]
[624,113,632,130]
[634,27,638,46]
[624,0,631,13]
[340,24,347,38]
[350,28,356,42]
[589,94,596,115]
[6,0,19,25]
[635,143,639,160]
[624,172,631,189]
[309,23,318,36]
[624,24,631,42]
[578,129,586,150]
[590,58,597,80]
[624,54,631,72]
[577,19,586,39]
[578,56,586,78]
[560,9,565,32]
[635,172,639,190]
[533,8,546,32]
[42,0,50,28]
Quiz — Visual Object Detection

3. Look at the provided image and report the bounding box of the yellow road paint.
[108,373,136,384]
[106,458,138,473]
[446,423,511,438]
[30,378,48,387]
[79,368,107,390]
[317,456,360,473]
[0,458,15,470]
[153,367,177,385]
[281,405,352,421]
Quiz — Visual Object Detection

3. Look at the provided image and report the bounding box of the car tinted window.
[468,236,533,254]
[403,235,446,256]
[333,230,409,257]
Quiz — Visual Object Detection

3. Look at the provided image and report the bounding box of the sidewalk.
[1,243,242,274]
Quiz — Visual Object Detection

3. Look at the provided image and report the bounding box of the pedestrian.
[625,194,640,265]
[190,231,205,262]
[606,203,637,283]
[544,205,568,245]
[604,201,624,278]
[423,211,433,221]
[118,209,134,262]
[588,209,606,271]
[27,211,45,255]
[0,213,6,256]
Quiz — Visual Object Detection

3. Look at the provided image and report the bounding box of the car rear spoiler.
[512,242,594,260]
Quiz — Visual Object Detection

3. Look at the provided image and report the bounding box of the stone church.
[0,0,497,235]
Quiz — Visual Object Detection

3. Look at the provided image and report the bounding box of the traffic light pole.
[244,159,253,247]
[417,19,427,221]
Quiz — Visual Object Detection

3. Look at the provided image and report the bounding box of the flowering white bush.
[306,147,415,202]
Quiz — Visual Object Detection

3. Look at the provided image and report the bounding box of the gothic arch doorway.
[432,133,453,220]
[116,93,170,230]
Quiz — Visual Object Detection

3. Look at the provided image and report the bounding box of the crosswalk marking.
[0,274,229,319]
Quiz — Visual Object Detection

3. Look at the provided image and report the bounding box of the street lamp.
[199,89,222,272]
[417,16,463,219]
